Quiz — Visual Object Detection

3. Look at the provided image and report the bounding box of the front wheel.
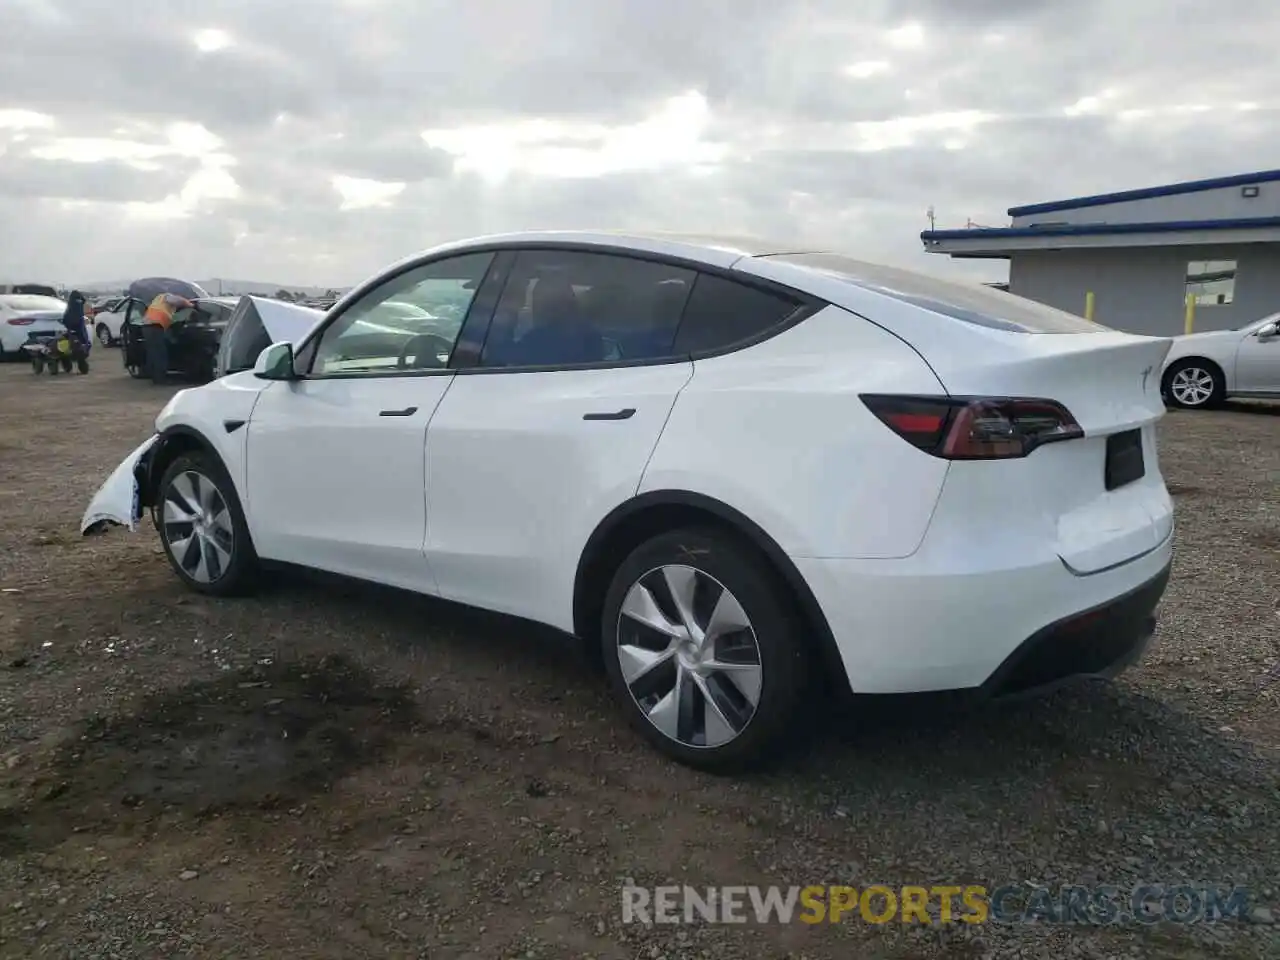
[96,324,113,347]
[155,452,260,596]
[1163,359,1224,409]
[600,527,810,772]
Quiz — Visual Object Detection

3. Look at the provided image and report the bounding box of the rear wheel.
[600,527,809,772]
[96,324,113,347]
[1163,359,1224,409]
[156,452,259,596]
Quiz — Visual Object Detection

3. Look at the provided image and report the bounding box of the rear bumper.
[793,527,1173,695]
[979,561,1168,699]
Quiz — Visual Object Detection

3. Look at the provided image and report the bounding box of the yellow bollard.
[1184,293,1196,335]
[1084,291,1095,323]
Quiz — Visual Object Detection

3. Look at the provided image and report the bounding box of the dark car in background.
[122,295,238,382]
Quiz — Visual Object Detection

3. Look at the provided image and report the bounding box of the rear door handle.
[583,408,636,421]
[379,406,418,417]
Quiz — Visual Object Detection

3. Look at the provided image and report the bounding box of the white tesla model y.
[82,232,1176,771]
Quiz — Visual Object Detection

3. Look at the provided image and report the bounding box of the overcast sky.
[1,0,1276,287]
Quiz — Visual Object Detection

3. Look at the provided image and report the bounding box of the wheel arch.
[573,490,849,694]
[140,425,223,508]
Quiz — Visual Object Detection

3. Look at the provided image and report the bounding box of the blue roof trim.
[921,216,1280,242]
[1006,169,1280,217]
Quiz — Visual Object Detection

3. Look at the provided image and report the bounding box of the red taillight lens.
[861,394,1083,460]
[7,318,36,326]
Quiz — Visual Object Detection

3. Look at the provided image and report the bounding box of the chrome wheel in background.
[616,564,763,750]
[161,470,234,584]
[1168,365,1216,407]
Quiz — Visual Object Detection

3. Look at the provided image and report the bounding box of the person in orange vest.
[142,292,193,384]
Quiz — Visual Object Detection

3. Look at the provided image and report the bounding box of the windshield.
[0,295,65,312]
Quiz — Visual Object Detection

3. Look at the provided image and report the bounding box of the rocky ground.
[0,361,1277,959]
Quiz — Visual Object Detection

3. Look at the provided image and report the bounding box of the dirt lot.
[1,360,1278,959]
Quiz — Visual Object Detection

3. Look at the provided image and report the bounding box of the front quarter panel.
[154,371,275,499]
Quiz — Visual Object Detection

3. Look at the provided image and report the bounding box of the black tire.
[96,324,113,347]
[1162,358,1225,409]
[155,451,260,596]
[600,526,809,772]
[77,359,90,374]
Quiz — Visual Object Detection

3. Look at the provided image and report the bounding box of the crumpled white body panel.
[79,435,159,534]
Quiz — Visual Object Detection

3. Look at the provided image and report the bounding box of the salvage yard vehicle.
[116,277,231,383]
[0,293,66,360]
[1160,311,1280,408]
[81,231,1176,772]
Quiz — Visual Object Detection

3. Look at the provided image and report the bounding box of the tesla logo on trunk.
[1140,365,1153,392]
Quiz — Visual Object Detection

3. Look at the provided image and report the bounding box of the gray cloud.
[0,154,193,202]
[1,0,1279,285]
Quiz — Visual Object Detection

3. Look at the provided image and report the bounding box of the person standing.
[142,292,193,385]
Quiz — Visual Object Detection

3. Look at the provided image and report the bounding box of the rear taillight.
[7,318,36,326]
[861,394,1084,460]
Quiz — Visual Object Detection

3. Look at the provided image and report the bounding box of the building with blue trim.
[920,170,1280,336]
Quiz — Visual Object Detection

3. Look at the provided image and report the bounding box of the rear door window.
[479,250,694,368]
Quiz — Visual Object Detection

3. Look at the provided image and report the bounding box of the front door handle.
[379,406,418,417]
[583,408,636,421]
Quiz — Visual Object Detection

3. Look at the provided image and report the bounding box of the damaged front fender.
[80,435,160,535]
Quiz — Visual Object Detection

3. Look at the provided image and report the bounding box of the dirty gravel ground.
[1,362,1278,960]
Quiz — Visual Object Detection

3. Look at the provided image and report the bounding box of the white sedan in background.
[1161,312,1280,408]
[81,231,1176,771]
[91,298,140,346]
[0,294,67,359]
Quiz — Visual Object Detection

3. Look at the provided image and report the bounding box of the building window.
[1185,260,1236,306]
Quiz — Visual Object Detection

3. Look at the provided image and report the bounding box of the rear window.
[766,253,1104,334]
[1,295,65,312]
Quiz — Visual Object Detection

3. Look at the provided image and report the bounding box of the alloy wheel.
[1169,366,1215,406]
[97,326,112,346]
[161,470,234,583]
[616,564,763,749]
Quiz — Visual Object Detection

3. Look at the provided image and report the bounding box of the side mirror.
[253,341,297,380]
[1256,321,1279,340]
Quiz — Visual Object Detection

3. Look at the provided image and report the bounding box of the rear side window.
[767,252,1102,334]
[672,274,803,354]
[480,250,695,368]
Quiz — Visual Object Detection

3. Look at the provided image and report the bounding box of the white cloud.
[192,28,234,52]
[423,91,726,182]
[332,175,405,209]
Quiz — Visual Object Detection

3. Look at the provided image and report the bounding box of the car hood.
[249,296,325,344]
